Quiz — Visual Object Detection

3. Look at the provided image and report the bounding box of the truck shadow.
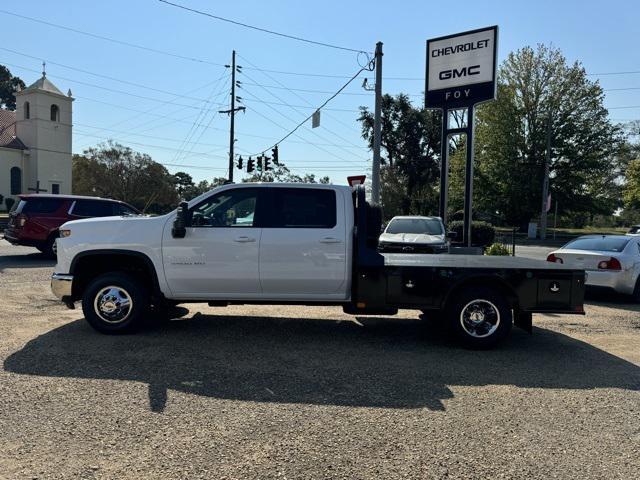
[4,314,640,413]
[0,253,55,272]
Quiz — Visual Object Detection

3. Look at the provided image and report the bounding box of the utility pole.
[540,110,552,239]
[371,41,383,205]
[219,50,245,182]
[463,105,475,247]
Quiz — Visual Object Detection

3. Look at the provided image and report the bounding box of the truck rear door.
[259,187,348,298]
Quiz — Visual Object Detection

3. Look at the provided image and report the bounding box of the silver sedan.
[547,235,640,300]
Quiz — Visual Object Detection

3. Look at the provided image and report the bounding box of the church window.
[51,183,60,195]
[24,102,30,119]
[10,167,22,195]
[50,104,60,122]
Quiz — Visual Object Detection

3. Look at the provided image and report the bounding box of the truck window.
[191,189,258,227]
[271,188,336,228]
[115,203,139,216]
[72,200,117,217]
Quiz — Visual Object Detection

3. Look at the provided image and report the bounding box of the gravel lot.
[0,239,639,479]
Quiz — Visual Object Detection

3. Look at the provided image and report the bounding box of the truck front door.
[259,187,348,298]
[162,187,263,298]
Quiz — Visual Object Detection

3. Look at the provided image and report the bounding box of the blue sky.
[2,0,639,185]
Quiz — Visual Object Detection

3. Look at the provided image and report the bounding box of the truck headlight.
[59,229,71,238]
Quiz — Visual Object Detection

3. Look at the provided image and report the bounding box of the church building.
[0,70,73,207]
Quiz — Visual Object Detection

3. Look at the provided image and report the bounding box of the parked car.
[378,216,449,253]
[627,225,640,235]
[547,234,640,300]
[3,194,139,257]
[50,184,585,348]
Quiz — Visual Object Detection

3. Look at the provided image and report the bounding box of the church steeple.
[14,69,74,195]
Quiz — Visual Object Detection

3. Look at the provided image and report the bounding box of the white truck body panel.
[56,183,354,302]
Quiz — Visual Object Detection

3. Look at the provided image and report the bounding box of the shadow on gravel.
[5,314,640,413]
[0,253,55,272]
[585,289,640,313]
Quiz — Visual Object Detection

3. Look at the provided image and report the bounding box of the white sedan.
[547,235,640,300]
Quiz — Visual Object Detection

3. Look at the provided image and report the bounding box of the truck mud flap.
[514,310,532,333]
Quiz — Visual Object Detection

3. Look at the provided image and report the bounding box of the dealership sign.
[425,26,498,108]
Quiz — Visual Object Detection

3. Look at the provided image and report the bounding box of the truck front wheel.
[446,287,512,348]
[82,272,149,334]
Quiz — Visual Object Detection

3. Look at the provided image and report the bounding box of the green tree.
[73,141,178,213]
[243,163,330,184]
[358,94,441,219]
[624,159,640,210]
[172,172,227,200]
[0,65,26,111]
[474,45,623,228]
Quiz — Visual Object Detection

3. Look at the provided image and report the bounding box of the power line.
[72,98,366,150]
[74,123,228,149]
[246,63,372,155]
[75,71,230,149]
[240,85,368,161]
[3,60,227,109]
[242,101,369,167]
[0,47,222,101]
[157,0,369,54]
[4,9,640,82]
[241,81,373,96]
[0,8,225,67]
[239,53,366,138]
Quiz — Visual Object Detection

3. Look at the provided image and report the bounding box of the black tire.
[633,277,640,303]
[446,287,512,349]
[37,233,58,259]
[81,272,149,334]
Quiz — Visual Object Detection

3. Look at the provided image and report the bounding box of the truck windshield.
[564,236,630,252]
[386,218,443,235]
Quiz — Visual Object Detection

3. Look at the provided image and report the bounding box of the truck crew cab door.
[259,187,348,299]
[162,187,264,299]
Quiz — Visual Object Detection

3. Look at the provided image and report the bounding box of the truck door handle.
[319,237,341,244]
[234,236,255,243]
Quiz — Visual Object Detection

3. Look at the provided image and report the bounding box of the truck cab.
[51,183,586,348]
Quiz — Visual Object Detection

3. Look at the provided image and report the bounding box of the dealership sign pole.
[425,26,498,247]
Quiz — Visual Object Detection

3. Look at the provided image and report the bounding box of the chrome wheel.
[93,286,133,324]
[459,299,501,338]
[52,239,57,256]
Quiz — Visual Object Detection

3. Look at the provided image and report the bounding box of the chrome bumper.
[51,273,73,299]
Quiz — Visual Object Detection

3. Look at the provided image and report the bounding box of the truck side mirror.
[447,231,457,240]
[172,201,189,238]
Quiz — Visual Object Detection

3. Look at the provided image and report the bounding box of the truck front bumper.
[51,273,74,301]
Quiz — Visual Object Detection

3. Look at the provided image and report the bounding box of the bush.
[448,220,496,246]
[485,243,511,256]
[5,197,15,212]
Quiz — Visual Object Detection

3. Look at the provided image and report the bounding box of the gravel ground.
[0,239,639,479]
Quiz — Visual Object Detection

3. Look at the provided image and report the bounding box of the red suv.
[4,194,139,257]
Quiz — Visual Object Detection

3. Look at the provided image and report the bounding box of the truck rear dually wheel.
[82,272,149,334]
[447,287,512,348]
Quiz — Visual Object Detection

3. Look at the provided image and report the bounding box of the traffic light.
[257,155,263,172]
[246,156,254,173]
[237,156,243,170]
[272,145,279,165]
[264,156,271,171]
